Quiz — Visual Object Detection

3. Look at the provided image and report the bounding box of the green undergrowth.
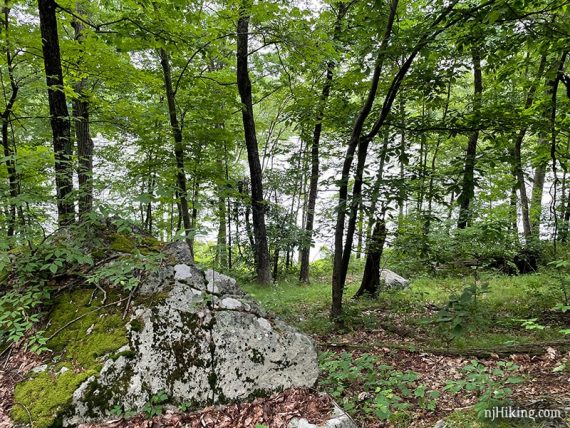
[242,270,569,351]
[12,289,128,428]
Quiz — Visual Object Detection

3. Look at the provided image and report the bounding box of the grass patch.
[241,270,569,347]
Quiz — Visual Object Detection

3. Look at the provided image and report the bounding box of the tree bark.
[38,0,75,225]
[424,75,452,239]
[72,4,94,218]
[1,4,18,238]
[355,217,387,298]
[159,48,194,259]
[299,2,347,283]
[397,99,406,224]
[457,48,483,229]
[236,1,272,285]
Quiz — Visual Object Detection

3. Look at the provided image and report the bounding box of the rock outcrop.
[65,243,319,425]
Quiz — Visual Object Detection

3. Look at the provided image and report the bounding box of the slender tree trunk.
[1,4,18,238]
[272,247,279,280]
[332,0,461,320]
[549,52,566,247]
[365,133,389,244]
[224,142,233,268]
[514,125,534,240]
[424,75,452,238]
[236,1,271,284]
[530,54,566,238]
[1,117,17,237]
[190,178,199,249]
[38,0,75,225]
[73,89,94,218]
[72,4,94,218]
[356,205,363,259]
[217,187,228,268]
[240,179,256,258]
[159,48,194,259]
[299,2,347,283]
[397,99,406,224]
[560,136,570,242]
[513,54,547,241]
[457,48,483,229]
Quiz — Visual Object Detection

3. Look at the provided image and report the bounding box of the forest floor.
[243,270,570,427]
[1,268,568,428]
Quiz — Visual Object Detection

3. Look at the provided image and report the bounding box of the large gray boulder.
[65,243,319,425]
[380,269,409,289]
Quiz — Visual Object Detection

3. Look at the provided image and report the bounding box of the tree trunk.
[365,133,389,244]
[159,48,194,259]
[356,205,363,259]
[331,0,400,320]
[1,4,18,238]
[397,99,406,224]
[236,1,272,285]
[217,163,228,268]
[424,75,452,239]
[355,218,387,297]
[560,136,570,242]
[332,0,461,319]
[530,54,566,238]
[457,48,483,229]
[512,54,548,241]
[38,0,75,225]
[72,4,94,218]
[299,2,347,283]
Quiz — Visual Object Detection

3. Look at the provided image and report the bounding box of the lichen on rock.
[65,242,320,426]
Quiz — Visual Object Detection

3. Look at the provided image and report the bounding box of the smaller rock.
[289,402,358,428]
[381,269,409,289]
[433,420,447,428]
[86,324,94,335]
[32,364,48,374]
[205,269,242,295]
[59,366,70,375]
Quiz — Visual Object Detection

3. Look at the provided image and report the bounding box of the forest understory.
[1,0,570,426]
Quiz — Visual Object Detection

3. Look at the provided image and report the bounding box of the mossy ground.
[12,289,128,428]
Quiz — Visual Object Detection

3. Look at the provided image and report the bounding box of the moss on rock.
[47,290,128,368]
[12,368,98,428]
[12,289,128,427]
[109,232,162,255]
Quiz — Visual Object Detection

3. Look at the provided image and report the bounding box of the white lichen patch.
[173,264,193,281]
[219,297,242,310]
